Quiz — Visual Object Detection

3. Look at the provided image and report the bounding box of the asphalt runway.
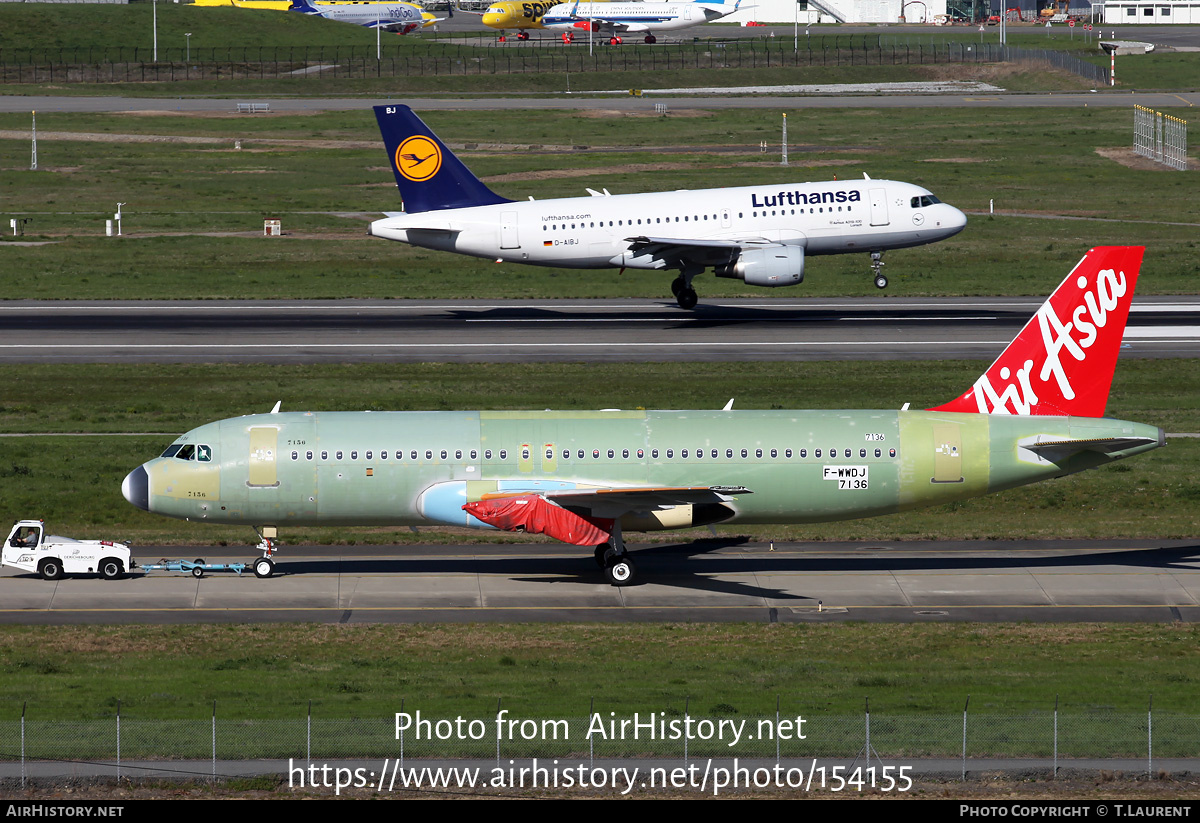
[6,90,1199,114]
[3,538,1198,624]
[2,295,1198,363]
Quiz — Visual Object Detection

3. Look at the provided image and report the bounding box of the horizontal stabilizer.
[1023,435,1162,457]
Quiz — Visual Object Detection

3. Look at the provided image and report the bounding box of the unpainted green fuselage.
[129,409,1164,533]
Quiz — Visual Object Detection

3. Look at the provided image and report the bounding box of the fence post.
[684,696,690,765]
[589,697,594,768]
[1053,695,1058,778]
[116,699,121,782]
[1148,695,1153,778]
[307,701,312,766]
[20,703,26,790]
[775,695,781,763]
[496,697,502,766]
[962,696,969,780]
[212,700,217,783]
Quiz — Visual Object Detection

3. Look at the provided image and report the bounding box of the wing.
[623,235,782,268]
[463,485,752,545]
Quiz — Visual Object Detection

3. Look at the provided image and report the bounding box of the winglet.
[930,246,1143,417]
[373,105,512,214]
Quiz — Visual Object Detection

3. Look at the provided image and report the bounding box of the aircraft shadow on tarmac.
[214,540,1200,601]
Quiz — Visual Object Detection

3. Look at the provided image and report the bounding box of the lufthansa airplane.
[367,105,967,309]
[122,247,1160,586]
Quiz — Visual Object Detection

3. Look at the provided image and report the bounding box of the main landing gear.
[871,250,888,289]
[516,31,530,41]
[670,265,703,310]
[593,523,635,586]
[644,34,657,44]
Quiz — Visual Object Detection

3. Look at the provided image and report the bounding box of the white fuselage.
[368,179,967,271]
[297,1,425,29]
[541,2,729,32]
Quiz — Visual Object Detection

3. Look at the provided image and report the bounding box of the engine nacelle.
[714,246,804,288]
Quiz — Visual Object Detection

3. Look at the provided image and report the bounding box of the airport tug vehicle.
[2,520,133,580]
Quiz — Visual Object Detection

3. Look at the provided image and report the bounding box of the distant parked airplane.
[288,0,442,32]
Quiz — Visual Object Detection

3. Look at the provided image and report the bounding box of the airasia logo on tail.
[931,247,1143,418]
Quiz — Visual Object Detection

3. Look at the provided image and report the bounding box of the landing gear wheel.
[677,288,698,310]
[670,276,684,298]
[191,566,204,579]
[874,274,888,289]
[517,31,529,40]
[604,555,635,586]
[100,558,123,581]
[645,34,657,43]
[38,559,63,581]
[194,558,205,566]
[609,36,621,45]
[254,557,275,579]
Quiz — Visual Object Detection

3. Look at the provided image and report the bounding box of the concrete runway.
[3,538,1198,624]
[2,296,1198,363]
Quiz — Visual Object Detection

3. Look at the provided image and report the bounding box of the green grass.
[1,360,1196,545]
[1,623,1198,722]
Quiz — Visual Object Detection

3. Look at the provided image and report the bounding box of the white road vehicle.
[2,520,133,580]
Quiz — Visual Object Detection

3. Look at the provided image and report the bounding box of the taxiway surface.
[3,539,1198,624]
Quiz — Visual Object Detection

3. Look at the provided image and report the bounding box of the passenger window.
[366,451,373,460]
[351,451,358,460]
[337,451,344,460]
[291,451,298,461]
[500,450,508,460]
[755,449,763,458]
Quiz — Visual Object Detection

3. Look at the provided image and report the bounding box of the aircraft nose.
[122,465,149,512]
[941,204,968,237]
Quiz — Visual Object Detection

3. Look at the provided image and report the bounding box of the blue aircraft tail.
[289,0,318,11]
[373,105,512,214]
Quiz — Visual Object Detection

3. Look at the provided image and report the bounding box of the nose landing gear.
[871,251,887,289]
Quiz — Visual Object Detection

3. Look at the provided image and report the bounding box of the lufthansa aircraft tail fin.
[930,246,1143,418]
[373,104,512,214]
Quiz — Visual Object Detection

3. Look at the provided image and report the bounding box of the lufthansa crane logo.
[395,136,442,182]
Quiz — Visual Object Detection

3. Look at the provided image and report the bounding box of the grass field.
[1,623,1198,720]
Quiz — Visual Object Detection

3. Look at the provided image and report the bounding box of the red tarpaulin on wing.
[463,495,613,547]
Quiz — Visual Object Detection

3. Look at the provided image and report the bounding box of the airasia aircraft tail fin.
[929,246,1143,417]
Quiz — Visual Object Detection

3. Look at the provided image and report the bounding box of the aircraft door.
[248,427,280,488]
[721,209,732,229]
[869,188,890,227]
[931,423,964,484]
[500,211,520,250]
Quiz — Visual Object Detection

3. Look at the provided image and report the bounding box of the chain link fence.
[0,40,1109,85]
[3,705,1197,779]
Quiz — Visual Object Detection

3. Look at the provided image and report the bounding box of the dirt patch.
[574,108,714,119]
[1095,146,1183,171]
[921,157,990,163]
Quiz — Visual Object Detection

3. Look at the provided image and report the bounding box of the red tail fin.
[930,246,1143,417]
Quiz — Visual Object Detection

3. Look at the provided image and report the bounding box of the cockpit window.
[911,195,941,208]
[167,444,212,462]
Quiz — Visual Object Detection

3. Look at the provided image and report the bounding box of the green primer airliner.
[122,247,1162,585]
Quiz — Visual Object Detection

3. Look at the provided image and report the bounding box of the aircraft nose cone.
[122,465,149,512]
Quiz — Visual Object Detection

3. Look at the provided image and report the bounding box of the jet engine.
[714,246,804,288]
